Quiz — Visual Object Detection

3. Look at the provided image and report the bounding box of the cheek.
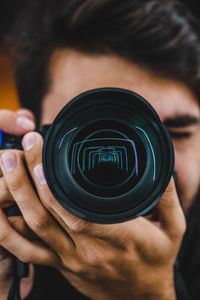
[174,145,200,211]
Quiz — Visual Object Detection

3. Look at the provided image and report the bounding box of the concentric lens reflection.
[68,120,146,197]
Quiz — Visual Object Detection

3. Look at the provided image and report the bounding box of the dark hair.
[181,0,200,19]
[0,0,26,44]
[9,0,200,125]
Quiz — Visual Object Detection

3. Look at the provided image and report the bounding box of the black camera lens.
[68,120,146,197]
[43,88,174,223]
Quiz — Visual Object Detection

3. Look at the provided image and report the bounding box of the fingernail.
[17,117,35,131]
[34,164,47,186]
[1,152,17,172]
[22,133,36,151]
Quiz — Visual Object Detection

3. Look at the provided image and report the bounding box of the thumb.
[155,177,186,238]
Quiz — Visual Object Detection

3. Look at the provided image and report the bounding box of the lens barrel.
[42,88,174,223]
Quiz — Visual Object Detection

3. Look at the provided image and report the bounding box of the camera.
[0,88,174,223]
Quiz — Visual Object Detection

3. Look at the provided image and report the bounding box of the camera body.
[0,88,174,223]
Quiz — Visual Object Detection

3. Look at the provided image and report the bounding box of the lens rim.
[43,88,174,224]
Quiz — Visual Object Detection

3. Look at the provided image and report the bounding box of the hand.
[0,131,186,300]
[0,108,35,299]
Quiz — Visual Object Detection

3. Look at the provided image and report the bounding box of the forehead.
[42,49,200,123]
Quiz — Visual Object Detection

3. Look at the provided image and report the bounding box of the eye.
[168,131,192,139]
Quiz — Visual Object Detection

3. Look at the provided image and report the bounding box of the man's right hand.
[0,108,35,299]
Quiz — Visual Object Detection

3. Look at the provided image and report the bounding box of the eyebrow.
[164,116,200,128]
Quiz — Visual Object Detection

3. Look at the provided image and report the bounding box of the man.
[0,0,200,299]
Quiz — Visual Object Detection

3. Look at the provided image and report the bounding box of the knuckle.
[16,108,35,119]
[70,260,85,275]
[9,178,23,193]
[42,195,55,209]
[0,180,11,205]
[171,224,186,243]
[0,177,8,190]
[173,214,186,240]
[86,249,105,267]
[0,230,9,244]
[19,253,34,264]
[69,218,89,233]
[121,238,134,252]
[30,213,50,233]
[178,220,187,237]
[26,153,38,167]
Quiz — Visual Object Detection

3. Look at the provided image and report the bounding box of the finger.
[22,133,92,235]
[0,150,23,178]
[0,148,75,256]
[0,214,36,261]
[16,109,36,123]
[22,132,77,236]
[153,178,186,238]
[0,208,60,267]
[0,150,23,177]
[0,110,35,135]
[0,163,2,177]
[0,177,14,207]
[0,216,41,261]
[8,216,37,240]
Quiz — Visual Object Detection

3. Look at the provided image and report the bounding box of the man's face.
[41,49,200,213]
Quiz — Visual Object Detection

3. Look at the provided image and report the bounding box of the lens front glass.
[68,120,146,197]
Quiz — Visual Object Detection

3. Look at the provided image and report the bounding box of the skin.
[0,49,199,299]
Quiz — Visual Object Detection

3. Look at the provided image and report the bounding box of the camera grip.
[0,131,23,150]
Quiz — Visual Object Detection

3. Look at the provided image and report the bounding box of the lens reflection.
[71,138,137,187]
[68,120,146,197]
